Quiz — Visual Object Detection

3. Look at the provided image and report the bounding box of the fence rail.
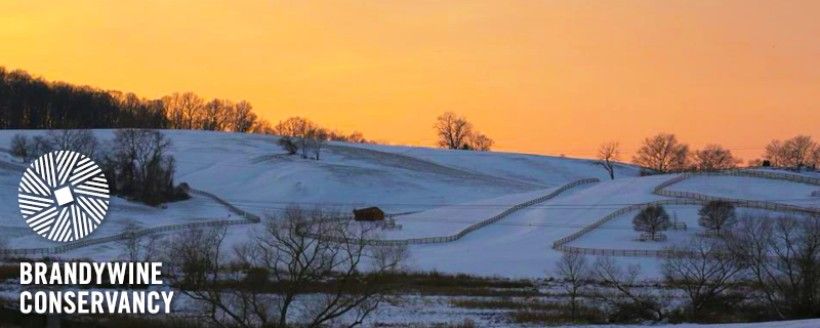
[654,170,820,191]
[0,187,260,256]
[552,170,820,258]
[301,178,600,246]
[4,165,816,257]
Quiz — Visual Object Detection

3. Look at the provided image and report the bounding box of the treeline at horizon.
[0,67,376,145]
[0,66,266,132]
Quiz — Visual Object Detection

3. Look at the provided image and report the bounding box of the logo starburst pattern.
[18,151,110,242]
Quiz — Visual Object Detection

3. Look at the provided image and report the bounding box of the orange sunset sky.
[1,0,818,160]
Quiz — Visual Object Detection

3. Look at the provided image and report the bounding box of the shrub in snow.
[10,130,99,162]
[10,134,29,161]
[277,137,298,155]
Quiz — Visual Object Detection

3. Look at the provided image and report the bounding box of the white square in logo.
[54,186,74,206]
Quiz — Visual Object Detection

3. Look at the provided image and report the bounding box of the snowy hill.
[163,131,638,215]
[0,130,817,279]
[0,130,638,256]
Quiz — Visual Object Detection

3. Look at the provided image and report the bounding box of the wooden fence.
[301,178,600,246]
[0,187,260,256]
[551,170,820,258]
[3,166,816,257]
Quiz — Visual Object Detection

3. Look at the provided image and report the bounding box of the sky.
[1,0,818,160]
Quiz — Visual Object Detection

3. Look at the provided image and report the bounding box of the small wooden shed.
[353,207,385,221]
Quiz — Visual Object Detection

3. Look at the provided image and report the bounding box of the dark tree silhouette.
[633,205,671,241]
[435,112,473,149]
[0,67,262,134]
[0,68,166,129]
[764,135,819,168]
[693,145,740,171]
[698,200,737,234]
[10,134,29,161]
[633,133,689,173]
[102,129,188,205]
[434,112,494,151]
[597,141,620,180]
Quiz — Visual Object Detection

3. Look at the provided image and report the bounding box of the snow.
[0,173,233,255]
[1,130,819,327]
[361,293,820,328]
[156,130,632,215]
[348,142,638,187]
[0,130,636,259]
[667,175,819,208]
[571,206,777,251]
[380,186,572,240]
[0,130,816,279]
[403,175,673,278]
[588,319,820,328]
[752,167,820,179]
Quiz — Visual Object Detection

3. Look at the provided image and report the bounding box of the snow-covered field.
[0,130,638,259]
[0,130,818,278]
[668,175,818,207]
[365,295,820,328]
[571,206,780,252]
[1,130,820,327]
[406,175,673,277]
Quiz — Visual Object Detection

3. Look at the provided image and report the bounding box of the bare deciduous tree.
[118,221,160,262]
[663,236,744,318]
[230,101,257,132]
[274,116,316,138]
[305,127,328,160]
[239,207,406,327]
[46,129,98,157]
[435,112,473,150]
[469,132,494,151]
[167,208,406,328]
[164,227,244,327]
[633,205,671,241]
[162,92,206,129]
[30,136,53,159]
[697,200,736,235]
[346,131,368,144]
[633,133,690,173]
[591,257,665,322]
[251,119,274,134]
[273,117,321,159]
[597,142,620,180]
[201,99,232,131]
[764,135,819,168]
[104,129,184,205]
[10,130,99,161]
[372,243,409,273]
[272,117,350,160]
[725,214,820,319]
[119,222,142,262]
[764,140,786,167]
[10,134,29,161]
[0,235,7,261]
[555,252,589,320]
[693,144,740,171]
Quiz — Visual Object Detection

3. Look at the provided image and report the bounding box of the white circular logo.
[18,151,110,242]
